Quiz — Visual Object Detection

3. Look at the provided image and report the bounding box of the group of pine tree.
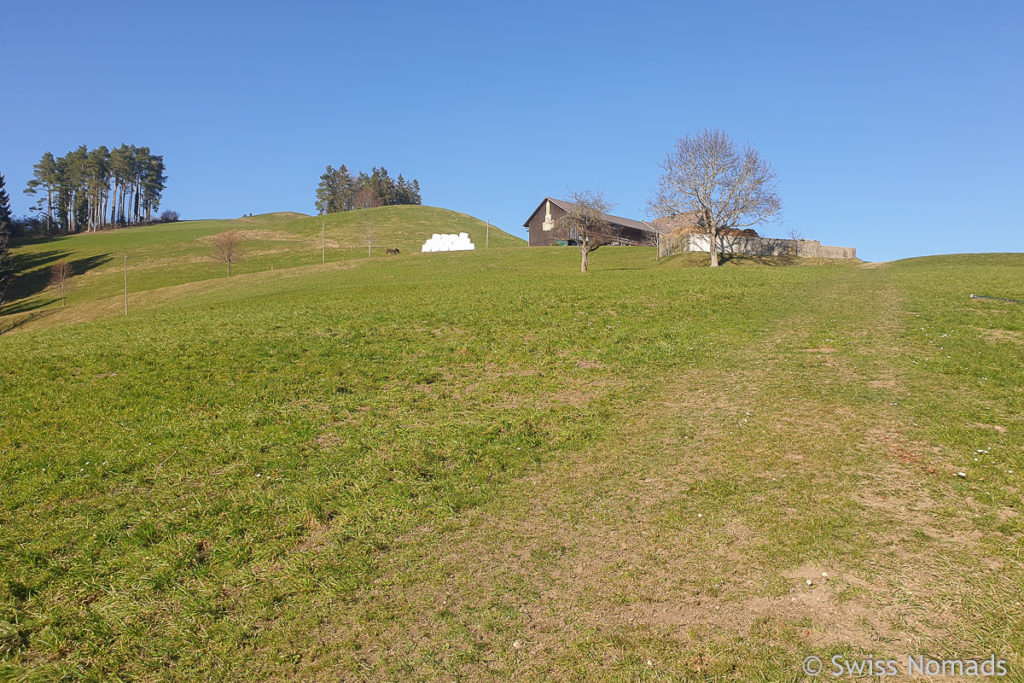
[24,144,167,234]
[315,165,421,215]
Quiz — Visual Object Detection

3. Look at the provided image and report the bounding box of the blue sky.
[2,0,1022,261]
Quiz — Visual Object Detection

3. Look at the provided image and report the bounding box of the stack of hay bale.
[421,233,476,252]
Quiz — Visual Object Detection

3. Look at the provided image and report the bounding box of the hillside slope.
[0,206,524,323]
[0,251,1021,678]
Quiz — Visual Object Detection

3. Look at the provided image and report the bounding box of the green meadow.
[1,210,1022,680]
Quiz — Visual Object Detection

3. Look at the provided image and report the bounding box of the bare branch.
[213,231,244,276]
[551,191,623,272]
[647,129,782,266]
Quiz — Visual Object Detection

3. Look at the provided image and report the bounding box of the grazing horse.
[386,248,400,255]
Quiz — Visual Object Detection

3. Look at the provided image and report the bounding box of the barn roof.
[523,197,660,234]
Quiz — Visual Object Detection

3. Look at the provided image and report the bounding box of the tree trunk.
[709,229,719,267]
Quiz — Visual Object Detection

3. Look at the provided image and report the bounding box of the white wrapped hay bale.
[421,233,476,252]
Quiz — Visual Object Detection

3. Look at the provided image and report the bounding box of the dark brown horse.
[385,248,401,255]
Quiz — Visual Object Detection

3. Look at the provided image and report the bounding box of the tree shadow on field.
[0,309,53,335]
[718,253,799,266]
[1,250,113,314]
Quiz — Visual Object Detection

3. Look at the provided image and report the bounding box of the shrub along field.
[0,232,1022,679]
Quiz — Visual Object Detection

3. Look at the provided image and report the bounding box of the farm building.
[523,197,661,247]
[524,196,857,259]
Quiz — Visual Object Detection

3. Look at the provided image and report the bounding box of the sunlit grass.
[1,245,1021,679]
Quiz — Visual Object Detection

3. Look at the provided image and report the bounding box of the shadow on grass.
[2,251,113,314]
[718,253,800,267]
[0,309,54,335]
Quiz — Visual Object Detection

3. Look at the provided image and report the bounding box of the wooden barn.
[523,197,661,247]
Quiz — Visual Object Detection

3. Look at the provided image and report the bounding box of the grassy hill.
[1,205,524,324]
[1,244,1022,679]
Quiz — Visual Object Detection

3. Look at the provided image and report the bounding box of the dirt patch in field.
[315,432,343,448]
[978,328,1023,344]
[971,422,1007,434]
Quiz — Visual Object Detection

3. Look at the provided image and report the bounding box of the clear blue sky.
[3,0,1022,261]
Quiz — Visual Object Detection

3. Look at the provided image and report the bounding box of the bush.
[159,210,180,223]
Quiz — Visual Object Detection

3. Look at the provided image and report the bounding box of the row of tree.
[315,165,421,215]
[24,144,167,234]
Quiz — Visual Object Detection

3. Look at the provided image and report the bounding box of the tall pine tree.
[24,144,166,233]
[0,172,13,305]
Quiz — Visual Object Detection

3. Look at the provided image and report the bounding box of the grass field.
[1,218,1022,680]
[1,206,522,327]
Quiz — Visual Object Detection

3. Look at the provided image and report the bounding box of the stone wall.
[686,234,856,260]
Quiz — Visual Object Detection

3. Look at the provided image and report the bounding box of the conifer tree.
[25,152,58,232]
[0,173,12,305]
[0,172,12,227]
[24,144,166,233]
[315,164,421,212]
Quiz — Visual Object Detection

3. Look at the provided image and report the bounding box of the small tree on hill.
[650,129,781,267]
[552,191,621,272]
[214,230,244,276]
[361,223,374,258]
[49,261,74,307]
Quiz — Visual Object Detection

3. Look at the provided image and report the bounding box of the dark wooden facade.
[523,197,658,247]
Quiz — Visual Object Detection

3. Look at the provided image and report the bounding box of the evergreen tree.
[315,164,356,214]
[0,172,12,226]
[0,172,12,305]
[24,144,165,233]
[84,146,109,231]
[25,152,59,233]
[316,163,421,212]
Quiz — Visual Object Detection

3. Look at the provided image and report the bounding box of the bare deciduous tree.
[552,191,621,272]
[788,226,805,256]
[649,129,781,267]
[49,260,74,307]
[361,223,374,258]
[214,230,244,276]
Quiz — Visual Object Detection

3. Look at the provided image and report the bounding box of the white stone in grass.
[956,472,967,478]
